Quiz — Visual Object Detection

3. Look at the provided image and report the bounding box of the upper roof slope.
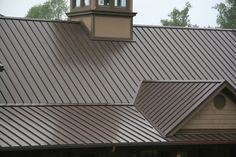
[0,17,235,105]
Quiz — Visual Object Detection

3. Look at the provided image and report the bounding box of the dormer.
[67,0,136,40]
[134,80,236,137]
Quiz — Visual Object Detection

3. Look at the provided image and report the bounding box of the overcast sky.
[0,0,224,27]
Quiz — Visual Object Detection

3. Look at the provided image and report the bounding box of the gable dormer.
[180,93,236,132]
[67,0,136,40]
[134,80,236,137]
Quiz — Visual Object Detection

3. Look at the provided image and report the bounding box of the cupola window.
[75,0,90,7]
[84,0,90,6]
[115,0,127,7]
[76,0,81,7]
[99,0,110,6]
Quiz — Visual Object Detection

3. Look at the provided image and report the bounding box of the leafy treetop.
[26,0,68,20]
[161,2,192,27]
[214,0,236,29]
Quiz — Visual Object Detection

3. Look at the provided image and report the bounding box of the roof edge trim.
[2,138,235,152]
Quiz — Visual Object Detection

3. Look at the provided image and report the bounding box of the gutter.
[1,141,235,152]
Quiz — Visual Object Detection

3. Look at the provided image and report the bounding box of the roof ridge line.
[134,24,236,31]
[0,103,134,107]
[1,17,235,32]
[0,16,81,24]
[142,80,224,83]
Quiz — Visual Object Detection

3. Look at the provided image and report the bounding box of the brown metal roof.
[0,17,235,105]
[1,104,236,149]
[0,105,165,148]
[134,80,235,137]
[0,17,236,149]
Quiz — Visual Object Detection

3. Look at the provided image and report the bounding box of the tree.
[161,2,192,27]
[26,0,68,20]
[214,0,236,29]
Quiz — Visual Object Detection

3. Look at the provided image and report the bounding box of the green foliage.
[26,0,68,20]
[214,0,236,29]
[161,2,192,27]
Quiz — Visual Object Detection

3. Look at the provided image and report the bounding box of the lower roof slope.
[0,17,235,105]
[1,104,236,150]
[0,105,165,149]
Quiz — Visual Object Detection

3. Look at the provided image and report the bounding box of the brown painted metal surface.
[0,17,236,149]
[0,105,165,148]
[1,104,236,149]
[0,17,235,104]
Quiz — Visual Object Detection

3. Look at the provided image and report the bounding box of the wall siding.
[182,94,236,130]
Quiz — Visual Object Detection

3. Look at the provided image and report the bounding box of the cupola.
[67,0,136,40]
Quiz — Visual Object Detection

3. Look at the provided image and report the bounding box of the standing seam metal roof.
[0,17,235,105]
[0,105,165,148]
[0,17,236,149]
[1,104,236,149]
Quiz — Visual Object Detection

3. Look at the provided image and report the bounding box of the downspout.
[111,145,116,153]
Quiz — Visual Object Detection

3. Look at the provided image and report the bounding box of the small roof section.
[0,104,165,150]
[134,80,236,137]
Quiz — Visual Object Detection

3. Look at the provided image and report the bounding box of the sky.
[0,0,224,27]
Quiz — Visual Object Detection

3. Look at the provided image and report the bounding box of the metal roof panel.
[0,105,164,148]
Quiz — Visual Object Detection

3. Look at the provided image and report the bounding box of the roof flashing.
[0,63,4,72]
